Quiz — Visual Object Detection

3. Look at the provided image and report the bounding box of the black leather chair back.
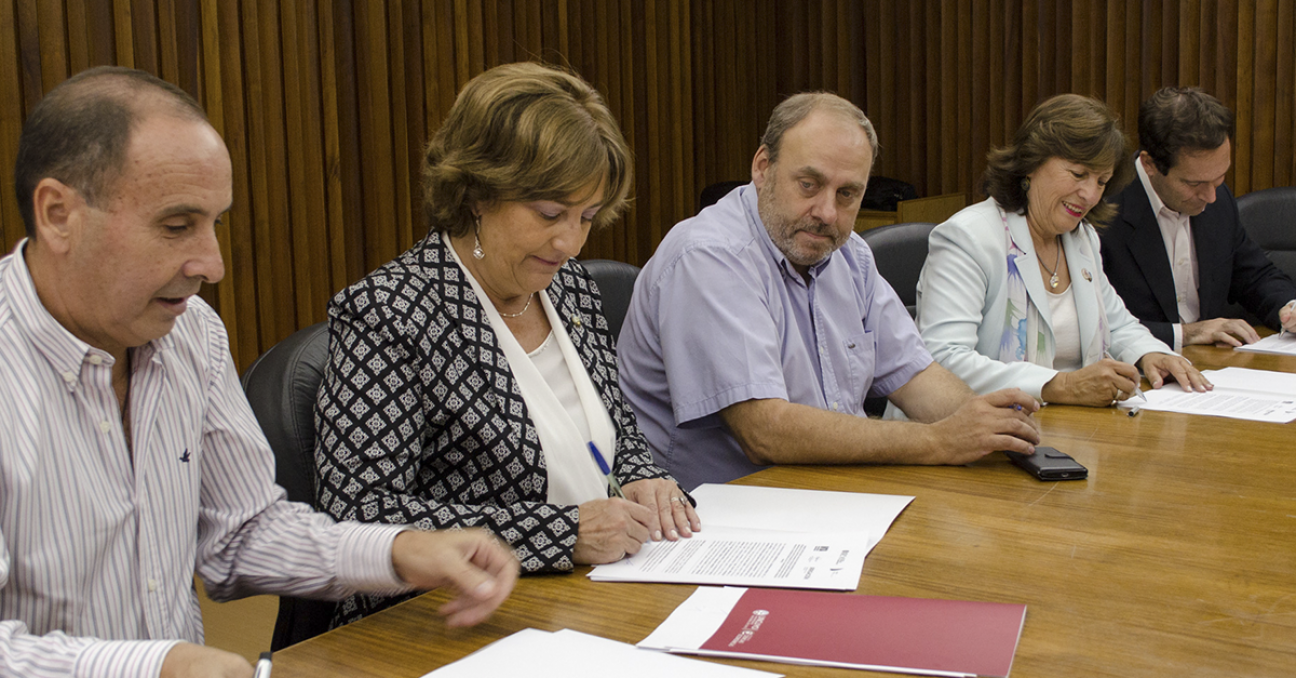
[699,180,747,212]
[239,321,335,650]
[580,259,642,339]
[859,221,938,319]
[1237,186,1296,281]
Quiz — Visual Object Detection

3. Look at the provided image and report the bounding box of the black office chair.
[239,321,336,650]
[1237,186,1296,281]
[858,222,936,417]
[699,180,747,212]
[859,221,939,319]
[580,259,642,339]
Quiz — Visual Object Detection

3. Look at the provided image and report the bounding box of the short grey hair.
[759,92,879,164]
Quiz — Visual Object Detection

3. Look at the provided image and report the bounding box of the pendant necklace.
[1038,236,1062,289]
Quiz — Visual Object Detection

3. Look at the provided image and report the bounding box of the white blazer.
[915,198,1172,399]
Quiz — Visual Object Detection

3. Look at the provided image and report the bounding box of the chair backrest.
[238,321,335,650]
[699,180,747,212]
[1237,186,1296,281]
[240,321,330,504]
[580,259,642,339]
[859,221,938,319]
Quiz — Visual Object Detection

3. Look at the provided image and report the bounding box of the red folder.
[698,588,1025,677]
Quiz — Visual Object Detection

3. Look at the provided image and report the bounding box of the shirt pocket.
[842,330,878,404]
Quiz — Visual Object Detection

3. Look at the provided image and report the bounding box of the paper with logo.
[640,587,1027,677]
[421,628,783,677]
[1117,366,1296,423]
[589,485,913,590]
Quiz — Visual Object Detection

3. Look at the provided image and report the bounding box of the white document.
[421,628,783,678]
[686,484,913,538]
[1118,367,1296,423]
[588,485,913,590]
[588,525,875,589]
[1235,332,1296,356]
[639,587,751,652]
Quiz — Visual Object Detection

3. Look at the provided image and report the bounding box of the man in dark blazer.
[1100,87,1296,350]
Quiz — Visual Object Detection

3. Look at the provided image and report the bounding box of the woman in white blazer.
[916,95,1210,407]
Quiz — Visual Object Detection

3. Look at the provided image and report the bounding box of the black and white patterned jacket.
[314,230,674,623]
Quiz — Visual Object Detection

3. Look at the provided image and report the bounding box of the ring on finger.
[672,496,689,505]
[1115,389,1124,399]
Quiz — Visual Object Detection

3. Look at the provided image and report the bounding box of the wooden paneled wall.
[2,0,1293,368]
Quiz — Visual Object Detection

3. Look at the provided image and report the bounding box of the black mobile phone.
[1005,447,1088,481]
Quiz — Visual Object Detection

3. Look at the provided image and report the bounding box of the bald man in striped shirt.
[0,67,518,678]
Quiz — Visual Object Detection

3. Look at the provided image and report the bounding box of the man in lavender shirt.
[618,92,1042,490]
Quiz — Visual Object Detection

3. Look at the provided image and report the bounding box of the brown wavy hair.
[422,62,633,237]
[982,94,1132,227]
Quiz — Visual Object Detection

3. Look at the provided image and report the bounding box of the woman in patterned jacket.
[313,62,699,626]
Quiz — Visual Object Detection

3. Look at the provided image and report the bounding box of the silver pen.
[253,652,272,678]
[1104,350,1147,402]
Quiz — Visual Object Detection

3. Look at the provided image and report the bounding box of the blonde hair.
[422,62,633,237]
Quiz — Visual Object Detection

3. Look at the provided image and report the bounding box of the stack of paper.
[1119,366,1296,423]
[1235,333,1296,356]
[589,484,912,590]
[420,628,782,678]
[641,587,1026,678]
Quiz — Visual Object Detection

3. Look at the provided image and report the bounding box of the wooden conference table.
[274,344,1296,677]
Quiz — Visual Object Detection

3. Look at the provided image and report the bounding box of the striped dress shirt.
[0,245,410,678]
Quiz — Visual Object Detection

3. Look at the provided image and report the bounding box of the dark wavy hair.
[1138,87,1234,175]
[422,62,633,238]
[982,94,1132,227]
[15,66,206,238]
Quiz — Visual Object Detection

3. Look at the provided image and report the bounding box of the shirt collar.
[1136,157,1183,221]
[2,240,166,391]
[740,184,833,284]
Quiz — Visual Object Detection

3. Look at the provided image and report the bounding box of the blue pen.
[587,442,625,498]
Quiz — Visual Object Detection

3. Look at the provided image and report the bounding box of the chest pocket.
[842,330,878,403]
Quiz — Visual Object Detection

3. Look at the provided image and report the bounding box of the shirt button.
[147,579,158,592]
[62,371,76,383]
[831,402,839,411]
[88,355,103,365]
[100,421,112,433]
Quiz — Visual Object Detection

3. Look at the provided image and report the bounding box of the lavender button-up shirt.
[618,184,932,489]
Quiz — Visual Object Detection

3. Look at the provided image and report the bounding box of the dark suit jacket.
[1099,173,1296,346]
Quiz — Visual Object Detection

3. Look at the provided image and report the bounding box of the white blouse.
[1046,285,1083,372]
[447,243,617,505]
[528,331,592,442]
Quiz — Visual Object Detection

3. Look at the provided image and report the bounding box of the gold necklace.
[498,293,534,318]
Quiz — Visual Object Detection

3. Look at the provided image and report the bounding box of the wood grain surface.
[269,343,1296,677]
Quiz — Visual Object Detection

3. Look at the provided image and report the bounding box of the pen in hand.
[1104,350,1148,402]
[587,442,625,499]
[253,652,272,678]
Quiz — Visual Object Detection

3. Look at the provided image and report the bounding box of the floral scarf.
[996,206,1109,367]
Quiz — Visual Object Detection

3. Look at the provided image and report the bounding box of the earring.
[472,215,485,260]
[1021,177,1031,192]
